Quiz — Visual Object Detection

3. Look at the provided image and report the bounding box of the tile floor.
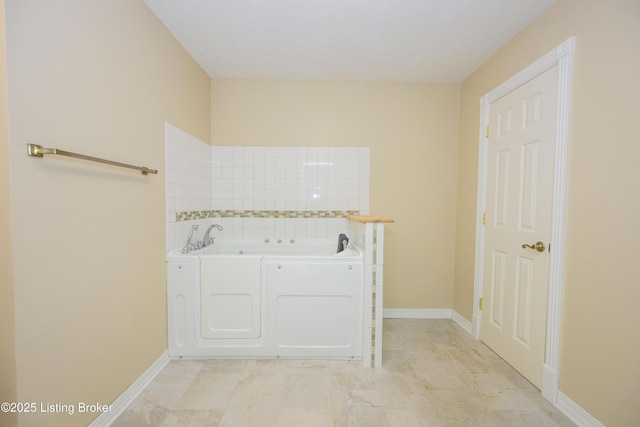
[112,319,576,427]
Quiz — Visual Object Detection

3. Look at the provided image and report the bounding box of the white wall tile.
[167,124,370,248]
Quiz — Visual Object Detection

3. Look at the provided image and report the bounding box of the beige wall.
[5,0,637,424]
[5,0,210,426]
[454,0,640,425]
[0,0,17,426]
[211,80,460,309]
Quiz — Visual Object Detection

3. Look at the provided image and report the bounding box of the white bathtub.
[166,239,364,360]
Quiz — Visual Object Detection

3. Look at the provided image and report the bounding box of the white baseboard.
[382,308,473,336]
[383,308,452,319]
[556,392,605,427]
[451,310,473,335]
[89,351,170,427]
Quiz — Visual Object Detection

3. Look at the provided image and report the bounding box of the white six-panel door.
[481,66,558,388]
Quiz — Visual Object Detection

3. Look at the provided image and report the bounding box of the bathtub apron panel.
[265,260,363,357]
[167,258,197,352]
[167,240,364,360]
[199,256,262,339]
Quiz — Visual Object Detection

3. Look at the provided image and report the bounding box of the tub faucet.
[182,224,200,254]
[203,224,223,247]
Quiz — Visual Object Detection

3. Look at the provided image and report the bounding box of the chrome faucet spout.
[203,224,223,247]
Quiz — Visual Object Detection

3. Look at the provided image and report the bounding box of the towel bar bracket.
[27,144,55,157]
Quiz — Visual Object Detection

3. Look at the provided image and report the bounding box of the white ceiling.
[144,0,555,83]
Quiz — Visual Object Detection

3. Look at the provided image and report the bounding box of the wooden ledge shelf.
[346,214,395,224]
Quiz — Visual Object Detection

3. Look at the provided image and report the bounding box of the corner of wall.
[0,0,18,426]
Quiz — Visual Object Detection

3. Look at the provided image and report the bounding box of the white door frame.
[472,37,575,403]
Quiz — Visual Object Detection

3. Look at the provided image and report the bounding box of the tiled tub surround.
[210,145,370,213]
[348,216,394,368]
[165,123,370,250]
[164,124,390,367]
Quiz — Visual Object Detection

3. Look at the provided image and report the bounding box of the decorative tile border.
[176,210,360,222]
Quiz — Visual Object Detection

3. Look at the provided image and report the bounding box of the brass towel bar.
[27,143,157,175]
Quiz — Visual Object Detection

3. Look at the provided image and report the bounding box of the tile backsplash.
[211,146,369,212]
[166,123,370,250]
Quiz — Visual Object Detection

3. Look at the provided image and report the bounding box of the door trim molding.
[472,36,575,404]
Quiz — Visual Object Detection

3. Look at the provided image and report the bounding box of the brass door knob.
[522,241,546,252]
